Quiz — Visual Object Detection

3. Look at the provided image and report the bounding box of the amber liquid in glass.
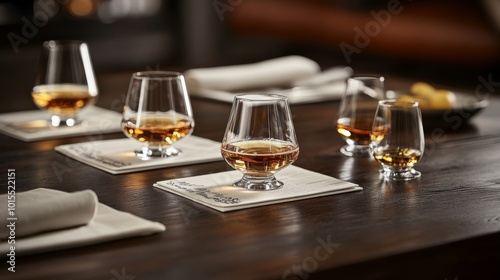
[32,84,94,115]
[372,147,422,168]
[221,140,299,177]
[122,115,193,146]
[337,117,374,145]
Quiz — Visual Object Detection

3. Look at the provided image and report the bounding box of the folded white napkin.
[184,56,351,104]
[154,165,362,212]
[0,189,97,239]
[55,136,223,174]
[185,55,321,92]
[0,188,165,256]
[0,106,122,142]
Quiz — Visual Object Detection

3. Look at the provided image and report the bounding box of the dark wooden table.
[1,72,500,280]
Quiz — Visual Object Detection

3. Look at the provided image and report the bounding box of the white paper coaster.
[154,165,362,212]
[55,136,223,174]
[0,106,121,142]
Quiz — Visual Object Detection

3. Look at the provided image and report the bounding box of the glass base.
[380,167,421,181]
[340,145,371,157]
[50,115,81,127]
[234,175,283,191]
[135,146,181,159]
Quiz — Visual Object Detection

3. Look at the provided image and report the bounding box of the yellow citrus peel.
[397,82,456,109]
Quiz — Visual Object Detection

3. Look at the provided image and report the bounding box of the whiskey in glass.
[337,75,385,156]
[370,100,425,180]
[33,41,98,127]
[221,94,299,190]
[121,72,194,158]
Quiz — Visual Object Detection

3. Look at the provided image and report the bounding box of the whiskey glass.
[336,75,385,156]
[32,40,98,127]
[221,94,299,191]
[370,100,425,180]
[121,71,194,159]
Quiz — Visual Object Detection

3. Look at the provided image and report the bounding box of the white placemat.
[55,136,223,174]
[154,165,362,212]
[0,106,121,142]
[0,188,165,257]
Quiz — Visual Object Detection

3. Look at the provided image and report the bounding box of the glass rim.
[379,99,419,108]
[349,74,385,83]
[132,71,183,80]
[234,93,288,102]
[43,40,87,49]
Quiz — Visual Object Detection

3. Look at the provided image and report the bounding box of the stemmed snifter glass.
[121,71,194,159]
[221,94,299,191]
[32,40,98,127]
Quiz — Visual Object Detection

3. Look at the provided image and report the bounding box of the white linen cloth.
[55,136,223,174]
[154,165,362,212]
[185,55,320,92]
[0,189,97,239]
[0,188,165,256]
[183,56,351,104]
[0,106,122,142]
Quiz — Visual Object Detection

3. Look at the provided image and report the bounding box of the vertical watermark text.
[6,169,16,273]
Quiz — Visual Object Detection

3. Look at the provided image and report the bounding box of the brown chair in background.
[228,0,500,66]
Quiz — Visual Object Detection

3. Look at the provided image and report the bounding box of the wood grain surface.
[1,72,500,280]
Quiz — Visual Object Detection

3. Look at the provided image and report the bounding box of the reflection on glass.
[371,100,425,180]
[121,71,194,159]
[337,75,385,157]
[32,40,98,127]
[221,94,299,191]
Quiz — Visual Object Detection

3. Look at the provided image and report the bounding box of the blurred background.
[1,0,500,98]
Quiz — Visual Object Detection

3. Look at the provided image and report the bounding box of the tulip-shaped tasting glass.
[370,100,425,180]
[121,71,194,159]
[221,94,299,191]
[32,40,98,127]
[336,75,385,156]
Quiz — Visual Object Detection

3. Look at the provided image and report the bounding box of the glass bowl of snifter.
[121,71,194,159]
[32,40,98,127]
[221,94,299,191]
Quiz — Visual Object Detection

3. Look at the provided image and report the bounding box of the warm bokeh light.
[67,0,96,17]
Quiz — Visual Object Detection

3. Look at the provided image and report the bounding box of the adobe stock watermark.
[50,120,115,182]
[110,267,135,280]
[6,169,17,273]
[340,0,410,64]
[282,235,340,280]
[179,204,203,224]
[50,104,120,182]
[179,172,234,223]
[7,0,69,54]
[440,73,494,131]
[51,63,162,182]
[109,63,162,111]
[213,0,243,21]
[424,73,496,156]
